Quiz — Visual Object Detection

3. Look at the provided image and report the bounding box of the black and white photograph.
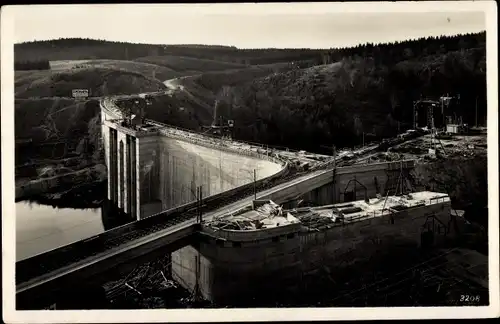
[1,1,498,322]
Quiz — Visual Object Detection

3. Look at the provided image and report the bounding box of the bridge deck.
[16,166,334,292]
[18,221,196,294]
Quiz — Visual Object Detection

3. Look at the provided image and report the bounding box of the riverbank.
[16,164,107,207]
[19,178,108,210]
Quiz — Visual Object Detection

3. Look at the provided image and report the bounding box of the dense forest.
[218,32,486,152]
[324,32,486,65]
[15,38,324,65]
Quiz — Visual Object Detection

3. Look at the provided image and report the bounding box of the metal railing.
[148,119,283,154]
[102,98,324,161]
[201,222,301,242]
[429,196,451,204]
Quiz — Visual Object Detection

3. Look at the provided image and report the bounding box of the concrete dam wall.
[101,105,284,219]
[138,135,283,217]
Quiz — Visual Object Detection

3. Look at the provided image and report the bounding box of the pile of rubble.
[439,136,487,158]
[103,256,178,305]
[208,218,265,231]
[370,133,487,163]
[298,212,336,228]
[208,201,295,231]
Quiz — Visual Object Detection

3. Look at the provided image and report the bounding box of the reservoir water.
[16,202,105,261]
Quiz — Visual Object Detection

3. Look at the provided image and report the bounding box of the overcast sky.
[11,3,486,49]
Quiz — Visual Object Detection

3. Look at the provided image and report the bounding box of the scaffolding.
[384,160,414,196]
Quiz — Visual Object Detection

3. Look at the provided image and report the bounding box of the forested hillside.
[14,32,486,167]
[221,32,486,153]
[15,38,324,66]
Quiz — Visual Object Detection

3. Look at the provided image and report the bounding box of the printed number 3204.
[460,295,480,302]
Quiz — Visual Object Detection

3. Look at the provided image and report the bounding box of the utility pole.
[332,145,337,204]
[196,186,204,223]
[198,186,203,224]
[475,96,478,128]
[196,186,200,223]
[194,254,200,303]
[441,96,445,125]
[399,160,403,196]
[253,169,257,200]
[362,132,365,147]
[333,145,337,169]
[413,100,419,130]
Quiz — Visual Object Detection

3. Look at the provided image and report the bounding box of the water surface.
[16,202,104,261]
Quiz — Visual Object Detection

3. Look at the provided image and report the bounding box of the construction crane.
[413,94,461,131]
[413,94,460,157]
[202,99,234,139]
[120,96,148,128]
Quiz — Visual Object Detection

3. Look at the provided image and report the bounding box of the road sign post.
[72,89,89,101]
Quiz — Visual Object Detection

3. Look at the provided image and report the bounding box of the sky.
[11,3,487,49]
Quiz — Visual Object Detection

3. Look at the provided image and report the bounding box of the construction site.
[96,190,487,308]
[37,92,488,309]
[94,138,487,309]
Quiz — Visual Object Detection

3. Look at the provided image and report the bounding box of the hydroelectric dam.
[15,94,463,309]
[101,97,284,220]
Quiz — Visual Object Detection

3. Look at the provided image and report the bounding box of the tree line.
[15,33,484,68]
[219,32,486,154]
[324,32,485,66]
[15,37,325,65]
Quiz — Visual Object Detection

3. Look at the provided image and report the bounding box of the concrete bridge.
[16,95,419,309]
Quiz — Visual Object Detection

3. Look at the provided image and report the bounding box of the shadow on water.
[18,179,108,209]
[100,197,135,231]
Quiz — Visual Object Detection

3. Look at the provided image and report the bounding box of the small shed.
[446,124,460,134]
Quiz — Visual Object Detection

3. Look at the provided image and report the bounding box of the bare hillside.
[16,67,166,98]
